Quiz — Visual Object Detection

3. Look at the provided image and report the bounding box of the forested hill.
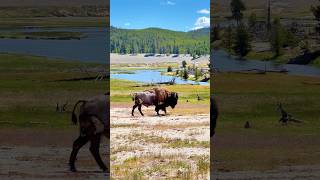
[110,27,210,56]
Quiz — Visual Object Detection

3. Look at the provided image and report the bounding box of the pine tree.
[224,27,233,54]
[233,23,251,58]
[182,60,187,68]
[270,18,284,57]
[311,0,320,37]
[183,68,189,80]
[248,12,257,29]
[230,0,246,24]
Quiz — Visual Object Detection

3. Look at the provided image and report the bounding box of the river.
[0,27,108,63]
[213,50,320,77]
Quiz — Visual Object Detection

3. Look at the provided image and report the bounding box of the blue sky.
[110,0,210,32]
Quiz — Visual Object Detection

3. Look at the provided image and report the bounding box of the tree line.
[212,0,320,59]
[110,27,210,57]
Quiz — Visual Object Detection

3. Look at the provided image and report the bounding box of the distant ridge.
[213,0,317,18]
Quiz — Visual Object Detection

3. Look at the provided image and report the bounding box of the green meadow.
[0,53,107,128]
[214,72,320,171]
[110,79,210,104]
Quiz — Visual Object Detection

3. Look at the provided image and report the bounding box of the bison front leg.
[155,106,160,116]
[163,107,167,114]
[138,104,144,116]
[132,104,138,116]
[69,136,89,172]
[89,134,108,172]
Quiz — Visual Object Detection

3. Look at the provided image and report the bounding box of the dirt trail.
[0,129,109,180]
[111,107,210,179]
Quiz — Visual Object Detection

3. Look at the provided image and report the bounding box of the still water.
[213,50,320,77]
[0,27,107,63]
[111,70,209,85]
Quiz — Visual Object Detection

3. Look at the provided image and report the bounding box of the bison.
[69,94,109,173]
[131,87,178,116]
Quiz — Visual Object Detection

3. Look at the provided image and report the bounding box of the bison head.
[166,92,178,109]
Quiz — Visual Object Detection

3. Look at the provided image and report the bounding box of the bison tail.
[131,93,136,101]
[71,113,78,125]
[71,100,86,125]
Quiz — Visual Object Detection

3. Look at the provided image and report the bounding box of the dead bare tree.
[56,102,68,112]
[197,94,203,101]
[277,103,302,125]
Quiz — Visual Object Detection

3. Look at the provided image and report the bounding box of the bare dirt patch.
[111,53,210,64]
[0,128,109,180]
[110,107,210,179]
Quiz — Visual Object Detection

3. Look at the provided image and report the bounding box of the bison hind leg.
[132,104,138,116]
[69,135,89,172]
[138,104,144,116]
[89,134,108,172]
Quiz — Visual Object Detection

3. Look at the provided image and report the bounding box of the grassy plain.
[0,53,107,128]
[213,72,320,171]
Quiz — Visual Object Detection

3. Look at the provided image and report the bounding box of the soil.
[0,128,109,180]
[110,107,210,179]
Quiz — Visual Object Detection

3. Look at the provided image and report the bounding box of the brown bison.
[69,94,109,173]
[131,87,178,116]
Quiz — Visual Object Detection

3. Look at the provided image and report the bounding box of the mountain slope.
[110,27,209,55]
[212,0,318,18]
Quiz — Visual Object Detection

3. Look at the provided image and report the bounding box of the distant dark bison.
[69,94,109,173]
[210,96,218,138]
[131,87,178,116]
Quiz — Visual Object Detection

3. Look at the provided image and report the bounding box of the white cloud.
[124,22,131,26]
[193,16,210,30]
[161,0,175,5]
[197,9,210,14]
[167,1,175,5]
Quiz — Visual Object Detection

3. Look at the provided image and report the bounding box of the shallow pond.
[111,70,209,85]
